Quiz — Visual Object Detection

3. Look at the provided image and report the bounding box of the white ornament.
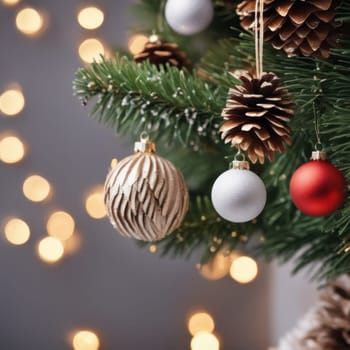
[165,0,214,36]
[211,161,266,223]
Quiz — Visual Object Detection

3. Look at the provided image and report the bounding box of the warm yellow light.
[230,256,258,284]
[78,38,104,63]
[63,232,82,256]
[188,312,215,336]
[149,244,157,253]
[199,250,236,281]
[1,0,21,6]
[37,237,64,263]
[4,218,30,245]
[85,186,106,219]
[0,89,25,116]
[128,34,148,55]
[110,158,118,169]
[16,7,44,36]
[73,330,100,350]
[22,175,51,202]
[0,136,25,164]
[47,211,75,241]
[191,332,220,350]
[78,7,104,30]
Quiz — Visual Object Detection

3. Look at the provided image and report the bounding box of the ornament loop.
[315,142,324,152]
[234,147,246,162]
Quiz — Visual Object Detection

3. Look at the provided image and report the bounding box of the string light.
[188,312,215,336]
[15,7,44,36]
[85,185,106,219]
[78,38,105,63]
[191,332,220,350]
[23,175,51,202]
[128,34,148,55]
[230,256,258,284]
[37,237,64,263]
[73,330,100,350]
[1,0,21,6]
[0,88,25,116]
[0,135,25,164]
[4,218,30,245]
[46,211,75,241]
[77,6,104,30]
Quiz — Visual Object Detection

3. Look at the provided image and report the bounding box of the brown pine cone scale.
[237,0,340,58]
[221,72,294,164]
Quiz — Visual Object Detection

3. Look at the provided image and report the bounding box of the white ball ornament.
[165,0,214,36]
[211,161,267,223]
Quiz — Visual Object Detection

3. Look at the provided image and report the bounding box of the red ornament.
[290,158,347,216]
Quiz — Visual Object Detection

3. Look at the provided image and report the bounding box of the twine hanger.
[254,0,264,79]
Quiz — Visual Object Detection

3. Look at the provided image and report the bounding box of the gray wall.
[0,1,273,349]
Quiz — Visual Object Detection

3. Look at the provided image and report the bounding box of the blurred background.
[0,1,317,349]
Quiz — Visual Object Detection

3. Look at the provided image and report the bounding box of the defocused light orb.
[188,312,215,336]
[16,8,43,36]
[0,89,25,116]
[191,332,220,350]
[85,186,106,219]
[0,136,25,164]
[4,218,30,245]
[78,7,104,30]
[149,244,157,253]
[37,237,64,263]
[199,250,235,281]
[79,38,104,63]
[23,175,51,202]
[230,256,258,284]
[73,330,100,350]
[63,232,82,256]
[2,0,21,6]
[47,211,75,241]
[128,34,148,55]
[110,158,118,169]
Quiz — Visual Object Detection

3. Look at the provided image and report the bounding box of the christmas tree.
[74,0,350,286]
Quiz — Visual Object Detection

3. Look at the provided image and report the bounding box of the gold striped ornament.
[104,134,189,241]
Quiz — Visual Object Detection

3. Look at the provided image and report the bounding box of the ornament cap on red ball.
[290,155,347,217]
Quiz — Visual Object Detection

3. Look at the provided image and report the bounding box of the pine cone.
[220,71,294,164]
[236,0,340,58]
[134,34,191,70]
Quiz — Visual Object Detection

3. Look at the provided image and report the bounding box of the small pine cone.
[221,71,294,164]
[236,0,340,58]
[134,34,191,70]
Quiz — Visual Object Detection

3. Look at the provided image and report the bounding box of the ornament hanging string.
[157,0,166,33]
[254,0,264,78]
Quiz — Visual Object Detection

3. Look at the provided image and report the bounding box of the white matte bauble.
[165,0,214,36]
[211,163,267,223]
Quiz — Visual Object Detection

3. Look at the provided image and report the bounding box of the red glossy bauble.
[290,160,347,216]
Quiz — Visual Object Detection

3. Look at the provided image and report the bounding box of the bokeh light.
[23,175,51,202]
[0,135,25,164]
[128,34,148,55]
[0,88,25,116]
[230,256,258,284]
[78,7,104,30]
[1,0,21,6]
[4,218,30,245]
[188,312,215,336]
[78,38,105,63]
[15,7,44,36]
[63,232,82,256]
[73,330,100,350]
[37,237,64,263]
[47,211,75,241]
[191,332,220,350]
[149,244,157,253]
[110,158,118,169]
[199,250,237,281]
[85,185,106,219]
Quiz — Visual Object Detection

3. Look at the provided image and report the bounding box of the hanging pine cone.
[133,34,191,70]
[221,71,294,164]
[236,0,340,58]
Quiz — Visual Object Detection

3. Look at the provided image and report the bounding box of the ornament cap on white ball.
[211,161,267,223]
[104,133,189,242]
[165,0,214,36]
